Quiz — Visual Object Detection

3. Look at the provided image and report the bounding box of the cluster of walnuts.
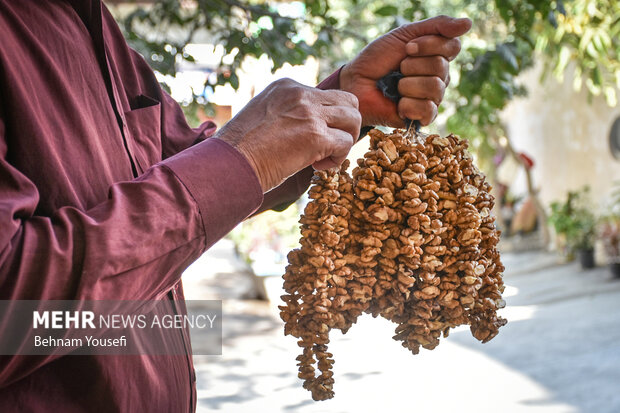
[280,128,506,401]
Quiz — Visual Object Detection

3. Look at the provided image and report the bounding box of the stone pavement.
[183,241,620,413]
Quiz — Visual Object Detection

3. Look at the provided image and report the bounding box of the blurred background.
[107,1,620,411]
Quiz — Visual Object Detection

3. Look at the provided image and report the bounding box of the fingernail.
[455,17,473,26]
[406,42,419,55]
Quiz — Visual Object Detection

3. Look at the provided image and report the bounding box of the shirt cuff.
[317,67,342,90]
[161,138,263,248]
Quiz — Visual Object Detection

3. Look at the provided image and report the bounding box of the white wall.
[502,63,620,212]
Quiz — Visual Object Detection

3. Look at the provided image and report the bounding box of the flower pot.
[577,249,595,269]
[610,262,620,278]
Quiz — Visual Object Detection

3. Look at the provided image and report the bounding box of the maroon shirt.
[0,0,339,411]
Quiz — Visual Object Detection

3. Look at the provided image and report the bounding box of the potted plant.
[600,219,620,277]
[600,182,620,277]
[548,186,597,269]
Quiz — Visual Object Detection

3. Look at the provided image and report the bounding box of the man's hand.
[216,78,361,192]
[340,15,472,127]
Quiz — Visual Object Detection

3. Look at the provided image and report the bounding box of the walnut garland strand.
[280,129,506,401]
[280,161,360,400]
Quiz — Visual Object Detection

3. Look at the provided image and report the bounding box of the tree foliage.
[116,0,620,158]
[447,0,620,156]
[119,0,362,97]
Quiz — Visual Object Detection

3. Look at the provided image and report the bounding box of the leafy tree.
[117,0,364,104]
[117,0,619,137]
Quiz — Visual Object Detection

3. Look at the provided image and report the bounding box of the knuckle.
[400,58,412,74]
[422,101,436,124]
[397,100,408,120]
[400,59,407,73]
[450,38,462,54]
[438,86,446,101]
[425,99,436,112]
[273,77,294,88]
[283,85,305,102]
[350,93,360,109]
[341,105,359,120]
[296,85,311,99]
[296,103,314,119]
[435,55,448,72]
[431,75,444,89]
[336,90,358,108]
[400,98,418,121]
[323,90,338,101]
[353,108,362,124]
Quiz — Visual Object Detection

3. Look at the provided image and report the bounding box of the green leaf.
[229,72,239,90]
[554,46,571,80]
[592,31,609,55]
[592,66,602,86]
[573,65,583,91]
[590,46,603,63]
[496,44,518,72]
[374,5,398,17]
[580,28,595,52]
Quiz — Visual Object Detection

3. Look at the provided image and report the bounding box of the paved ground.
[183,240,620,413]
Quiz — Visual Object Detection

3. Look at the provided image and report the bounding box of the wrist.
[213,130,268,193]
[233,143,266,192]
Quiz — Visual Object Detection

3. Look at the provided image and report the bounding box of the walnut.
[280,128,506,401]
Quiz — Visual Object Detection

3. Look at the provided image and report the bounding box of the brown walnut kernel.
[279,129,506,401]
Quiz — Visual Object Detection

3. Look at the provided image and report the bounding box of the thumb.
[395,15,472,40]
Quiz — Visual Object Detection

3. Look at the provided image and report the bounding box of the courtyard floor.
[183,240,620,413]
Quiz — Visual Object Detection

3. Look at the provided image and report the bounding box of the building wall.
[503,63,620,212]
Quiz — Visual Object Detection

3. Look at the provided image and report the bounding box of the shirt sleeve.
[0,109,262,386]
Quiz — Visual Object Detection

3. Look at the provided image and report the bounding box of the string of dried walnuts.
[280,128,507,401]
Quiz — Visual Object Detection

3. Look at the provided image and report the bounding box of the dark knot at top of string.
[376,71,421,134]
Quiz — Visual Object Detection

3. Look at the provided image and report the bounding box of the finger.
[322,105,362,141]
[312,158,340,170]
[394,15,472,40]
[312,128,355,170]
[398,97,438,126]
[318,89,359,109]
[398,76,445,106]
[406,35,461,60]
[400,56,449,82]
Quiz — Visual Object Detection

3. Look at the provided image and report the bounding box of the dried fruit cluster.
[280,129,506,401]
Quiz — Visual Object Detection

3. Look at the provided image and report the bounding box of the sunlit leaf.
[554,46,571,80]
[374,5,398,17]
[604,86,617,106]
